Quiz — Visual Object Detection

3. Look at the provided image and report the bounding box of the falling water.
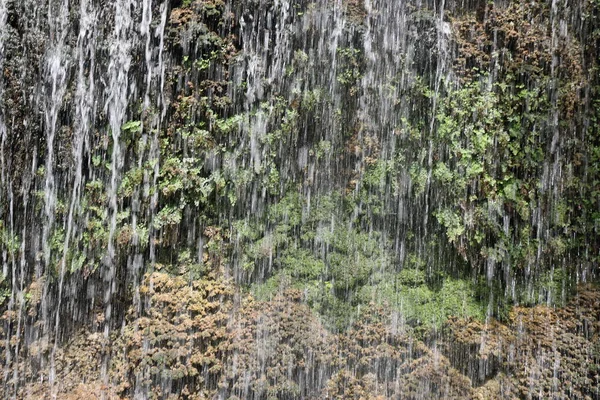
[0,0,598,398]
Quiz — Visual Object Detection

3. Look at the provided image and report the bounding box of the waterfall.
[0,0,598,398]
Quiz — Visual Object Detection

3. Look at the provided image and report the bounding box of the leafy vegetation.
[1,0,600,398]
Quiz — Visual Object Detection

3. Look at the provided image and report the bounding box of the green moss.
[358,270,486,333]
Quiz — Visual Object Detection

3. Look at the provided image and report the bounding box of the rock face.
[0,0,598,398]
